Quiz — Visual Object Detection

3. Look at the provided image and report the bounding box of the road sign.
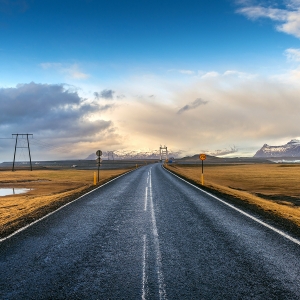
[96,150,102,156]
[96,158,102,163]
[199,154,206,161]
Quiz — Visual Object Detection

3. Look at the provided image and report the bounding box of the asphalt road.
[1,164,300,299]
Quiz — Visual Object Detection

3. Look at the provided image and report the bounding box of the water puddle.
[0,188,32,196]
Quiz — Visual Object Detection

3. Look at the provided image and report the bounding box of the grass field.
[0,168,132,237]
[166,164,300,228]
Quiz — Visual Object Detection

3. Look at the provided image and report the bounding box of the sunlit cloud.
[3,63,300,159]
[104,67,300,156]
[205,146,238,157]
[223,70,257,79]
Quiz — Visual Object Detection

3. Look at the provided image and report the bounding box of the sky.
[1,0,300,161]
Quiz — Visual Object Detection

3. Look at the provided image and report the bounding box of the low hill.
[179,154,272,164]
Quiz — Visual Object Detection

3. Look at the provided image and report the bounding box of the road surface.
[1,164,300,299]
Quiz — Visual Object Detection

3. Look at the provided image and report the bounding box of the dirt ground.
[0,168,132,238]
[166,163,300,228]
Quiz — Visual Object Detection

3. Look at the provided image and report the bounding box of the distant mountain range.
[85,150,183,160]
[84,139,300,161]
[254,139,300,158]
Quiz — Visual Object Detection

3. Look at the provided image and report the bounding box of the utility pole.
[159,145,168,162]
[12,134,33,171]
[107,151,114,160]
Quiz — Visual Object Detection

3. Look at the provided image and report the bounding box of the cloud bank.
[2,52,300,160]
[0,82,116,159]
[104,65,300,156]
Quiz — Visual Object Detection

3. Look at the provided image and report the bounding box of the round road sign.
[199,154,206,161]
[96,150,102,156]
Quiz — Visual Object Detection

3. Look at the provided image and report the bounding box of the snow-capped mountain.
[254,139,300,157]
[85,149,182,160]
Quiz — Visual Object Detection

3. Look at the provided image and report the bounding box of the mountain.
[179,154,272,164]
[84,150,182,160]
[254,139,300,158]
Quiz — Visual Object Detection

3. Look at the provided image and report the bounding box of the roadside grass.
[0,169,131,237]
[165,164,300,228]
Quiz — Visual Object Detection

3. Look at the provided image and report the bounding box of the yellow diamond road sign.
[199,154,206,161]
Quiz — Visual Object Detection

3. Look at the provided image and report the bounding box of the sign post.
[199,154,206,185]
[94,172,97,185]
[96,150,102,183]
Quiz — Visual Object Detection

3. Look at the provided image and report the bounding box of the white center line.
[142,234,147,300]
[144,187,148,211]
[149,171,167,300]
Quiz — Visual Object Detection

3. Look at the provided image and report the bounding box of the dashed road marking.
[144,187,148,211]
[149,171,167,300]
[142,234,147,300]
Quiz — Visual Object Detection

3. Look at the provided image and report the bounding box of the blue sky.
[1,0,297,78]
[1,0,300,160]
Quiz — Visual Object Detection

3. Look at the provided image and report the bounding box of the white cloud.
[284,48,300,61]
[201,71,219,78]
[223,70,256,79]
[168,69,195,75]
[272,48,300,82]
[40,62,90,79]
[237,1,300,38]
[179,69,195,75]
[199,70,255,80]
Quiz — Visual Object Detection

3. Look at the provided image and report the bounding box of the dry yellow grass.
[166,164,300,227]
[0,168,131,237]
